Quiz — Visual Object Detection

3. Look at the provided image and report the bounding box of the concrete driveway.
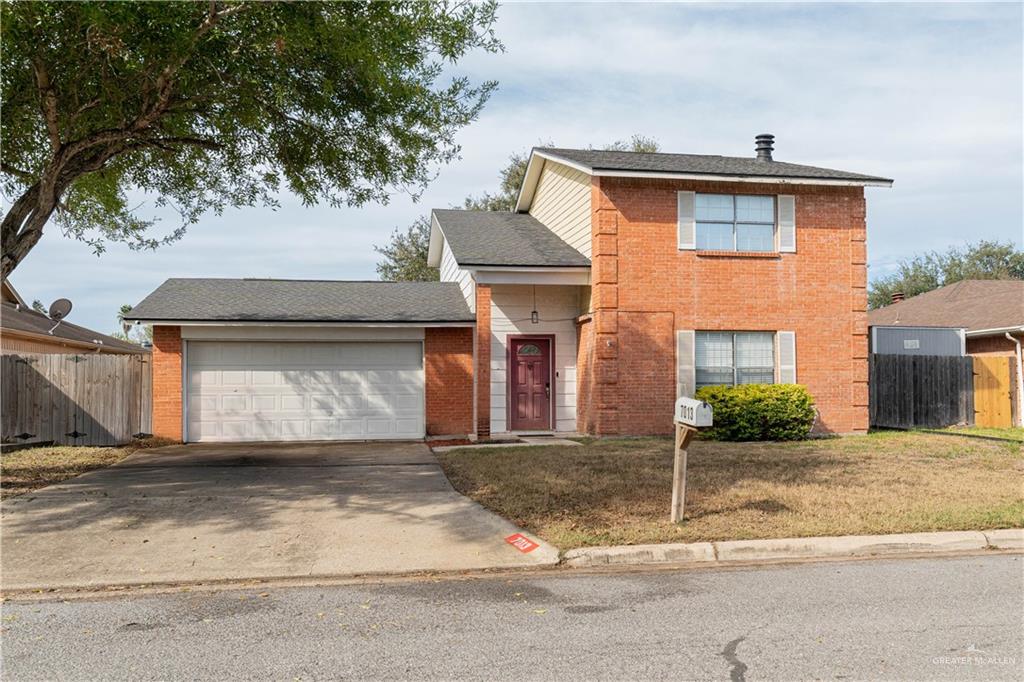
[0,442,557,592]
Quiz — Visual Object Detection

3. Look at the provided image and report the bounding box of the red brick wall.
[617,311,676,435]
[424,327,474,437]
[968,335,1017,356]
[475,284,492,438]
[585,176,869,435]
[152,325,183,441]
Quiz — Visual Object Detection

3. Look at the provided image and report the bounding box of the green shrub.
[694,384,816,441]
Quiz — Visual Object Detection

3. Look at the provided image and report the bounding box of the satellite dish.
[48,298,72,321]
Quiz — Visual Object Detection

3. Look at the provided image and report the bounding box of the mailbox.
[674,397,713,428]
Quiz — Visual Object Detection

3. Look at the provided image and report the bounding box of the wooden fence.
[1,352,151,446]
[972,355,1015,428]
[869,353,974,429]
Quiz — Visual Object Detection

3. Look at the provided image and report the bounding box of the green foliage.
[0,1,502,276]
[374,216,439,282]
[375,135,659,280]
[869,240,1024,309]
[30,299,46,314]
[695,384,816,441]
[601,135,660,154]
[113,303,152,344]
[463,149,534,212]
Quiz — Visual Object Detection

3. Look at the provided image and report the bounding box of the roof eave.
[131,319,475,327]
[459,264,591,271]
[515,149,894,197]
[426,213,445,267]
[588,168,893,187]
[964,325,1024,338]
[1,280,26,306]
[0,326,146,353]
[515,149,595,213]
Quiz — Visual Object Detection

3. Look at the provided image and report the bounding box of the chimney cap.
[755,133,774,162]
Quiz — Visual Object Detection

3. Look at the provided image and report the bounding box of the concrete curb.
[984,528,1024,550]
[562,529,1022,567]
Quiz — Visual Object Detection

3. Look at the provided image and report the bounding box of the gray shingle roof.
[432,209,590,268]
[867,280,1024,333]
[537,147,893,184]
[128,279,475,323]
[1,301,147,353]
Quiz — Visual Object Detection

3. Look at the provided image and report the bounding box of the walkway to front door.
[509,336,552,431]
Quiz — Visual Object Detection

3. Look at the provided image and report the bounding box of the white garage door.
[186,341,424,442]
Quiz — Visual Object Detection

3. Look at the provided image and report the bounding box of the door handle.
[545,383,550,398]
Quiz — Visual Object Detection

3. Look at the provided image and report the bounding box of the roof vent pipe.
[755,134,774,161]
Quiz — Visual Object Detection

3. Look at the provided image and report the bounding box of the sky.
[8,2,1023,333]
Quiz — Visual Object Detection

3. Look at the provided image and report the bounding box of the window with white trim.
[696,332,775,388]
[695,194,775,252]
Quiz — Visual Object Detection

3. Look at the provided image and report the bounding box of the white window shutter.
[677,330,696,397]
[777,195,796,252]
[677,191,696,250]
[777,331,797,384]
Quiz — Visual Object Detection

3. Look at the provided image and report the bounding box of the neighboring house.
[868,279,1024,419]
[1,280,146,355]
[868,280,1024,356]
[130,134,892,443]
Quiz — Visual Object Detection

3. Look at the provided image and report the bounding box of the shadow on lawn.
[913,429,1023,444]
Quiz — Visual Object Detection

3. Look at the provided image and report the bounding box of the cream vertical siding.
[490,284,580,433]
[439,238,475,313]
[528,162,592,258]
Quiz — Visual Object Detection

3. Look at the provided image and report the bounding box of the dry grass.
[437,430,1024,549]
[0,437,175,499]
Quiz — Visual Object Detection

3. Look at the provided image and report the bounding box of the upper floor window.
[695,194,775,252]
[696,331,775,388]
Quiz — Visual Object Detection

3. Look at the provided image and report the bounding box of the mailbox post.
[671,397,713,523]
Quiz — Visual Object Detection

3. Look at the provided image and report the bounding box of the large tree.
[375,136,660,280]
[868,240,1024,308]
[0,1,501,278]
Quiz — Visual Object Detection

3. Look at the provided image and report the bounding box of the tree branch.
[31,57,62,152]
[140,2,250,130]
[1,163,34,182]
[149,136,222,150]
[66,97,102,128]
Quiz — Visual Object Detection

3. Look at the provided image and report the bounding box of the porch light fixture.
[531,286,539,324]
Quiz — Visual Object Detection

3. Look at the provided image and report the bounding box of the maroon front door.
[509,338,552,431]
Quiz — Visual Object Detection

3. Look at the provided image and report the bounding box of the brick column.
[475,284,492,439]
[849,191,869,433]
[424,327,474,437]
[152,325,183,441]
[590,177,620,435]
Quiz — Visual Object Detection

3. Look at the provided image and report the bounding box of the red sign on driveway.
[505,533,540,553]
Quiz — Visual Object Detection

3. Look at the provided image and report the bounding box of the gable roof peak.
[516,144,893,212]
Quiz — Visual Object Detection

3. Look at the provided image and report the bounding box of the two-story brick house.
[131,135,891,442]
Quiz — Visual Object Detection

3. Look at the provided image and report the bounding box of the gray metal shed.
[870,325,966,356]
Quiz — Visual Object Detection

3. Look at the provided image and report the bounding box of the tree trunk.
[1,183,56,280]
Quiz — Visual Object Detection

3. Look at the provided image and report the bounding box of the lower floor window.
[696,332,775,388]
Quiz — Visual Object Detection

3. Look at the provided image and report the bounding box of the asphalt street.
[2,555,1021,681]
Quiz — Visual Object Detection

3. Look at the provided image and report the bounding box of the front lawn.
[437,430,1024,549]
[0,438,173,499]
